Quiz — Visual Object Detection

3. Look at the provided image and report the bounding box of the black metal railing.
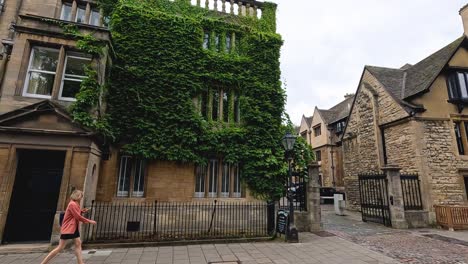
[400,173,423,211]
[83,200,274,243]
[358,173,392,227]
[279,172,307,212]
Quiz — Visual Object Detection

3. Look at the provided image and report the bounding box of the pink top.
[61,200,93,235]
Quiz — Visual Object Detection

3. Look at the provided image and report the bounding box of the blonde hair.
[70,190,83,201]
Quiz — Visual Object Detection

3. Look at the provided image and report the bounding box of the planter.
[434,204,468,231]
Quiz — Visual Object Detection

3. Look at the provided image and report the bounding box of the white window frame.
[58,54,91,101]
[22,47,59,99]
[221,163,230,198]
[117,156,131,197]
[75,5,87,23]
[89,8,101,26]
[132,159,146,198]
[60,2,73,21]
[208,159,218,198]
[194,164,206,198]
[232,163,241,198]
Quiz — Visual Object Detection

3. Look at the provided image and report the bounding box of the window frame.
[447,71,468,101]
[116,155,148,198]
[22,47,60,99]
[194,160,243,198]
[60,2,73,21]
[313,125,321,137]
[315,150,322,162]
[58,54,92,101]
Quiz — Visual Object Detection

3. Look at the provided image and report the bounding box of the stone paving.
[0,233,398,264]
[322,205,468,264]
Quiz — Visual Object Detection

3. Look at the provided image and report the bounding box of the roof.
[365,36,465,106]
[304,115,312,128]
[317,95,354,125]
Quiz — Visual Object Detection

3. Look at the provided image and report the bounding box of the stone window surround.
[313,124,321,137]
[116,155,148,198]
[194,159,243,199]
[59,0,104,27]
[17,41,92,101]
[202,31,238,54]
[450,117,468,161]
[199,87,240,123]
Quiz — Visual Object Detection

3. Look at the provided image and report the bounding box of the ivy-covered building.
[0,0,285,244]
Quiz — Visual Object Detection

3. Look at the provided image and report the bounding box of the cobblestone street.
[322,205,468,264]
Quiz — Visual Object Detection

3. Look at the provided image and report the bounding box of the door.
[3,149,66,243]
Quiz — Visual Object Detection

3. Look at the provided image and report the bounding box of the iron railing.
[400,173,423,211]
[83,200,274,243]
[358,173,392,227]
[279,172,307,212]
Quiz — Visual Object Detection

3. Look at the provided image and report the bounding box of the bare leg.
[41,239,66,264]
[74,237,85,264]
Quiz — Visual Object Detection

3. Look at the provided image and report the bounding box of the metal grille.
[358,174,391,227]
[400,173,423,211]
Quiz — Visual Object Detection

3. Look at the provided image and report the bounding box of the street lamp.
[282,132,298,243]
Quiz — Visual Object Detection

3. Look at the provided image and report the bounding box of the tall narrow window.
[117,156,133,197]
[212,89,219,121]
[195,164,207,198]
[133,159,146,197]
[60,3,73,21]
[222,91,229,122]
[459,73,468,99]
[221,163,230,197]
[232,164,241,198]
[315,150,322,161]
[23,47,59,98]
[203,32,210,50]
[75,6,86,23]
[215,34,220,52]
[455,122,465,155]
[208,159,218,197]
[225,34,231,53]
[89,9,101,26]
[59,53,91,101]
[234,94,240,123]
[201,91,208,118]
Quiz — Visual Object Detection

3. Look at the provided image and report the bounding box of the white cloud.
[268,0,466,124]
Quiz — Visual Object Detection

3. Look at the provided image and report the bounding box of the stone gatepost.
[308,162,323,232]
[382,165,408,229]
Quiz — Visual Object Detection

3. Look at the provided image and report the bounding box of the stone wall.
[384,121,419,173]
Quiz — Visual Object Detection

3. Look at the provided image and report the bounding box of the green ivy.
[70,0,313,200]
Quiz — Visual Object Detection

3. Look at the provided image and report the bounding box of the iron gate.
[358,174,391,227]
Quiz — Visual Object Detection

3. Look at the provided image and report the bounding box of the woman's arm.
[68,203,94,223]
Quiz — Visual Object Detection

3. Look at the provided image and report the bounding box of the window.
[200,89,240,123]
[203,32,210,50]
[212,89,219,121]
[195,160,242,198]
[464,176,468,200]
[222,91,229,122]
[60,2,73,21]
[24,47,59,98]
[447,72,468,101]
[214,34,220,52]
[225,34,231,53]
[200,91,208,118]
[313,125,321,137]
[60,1,104,27]
[234,94,240,123]
[336,121,346,133]
[23,47,92,100]
[59,53,91,101]
[315,150,322,162]
[455,122,465,155]
[89,9,101,26]
[75,6,87,23]
[202,31,237,54]
[117,156,147,197]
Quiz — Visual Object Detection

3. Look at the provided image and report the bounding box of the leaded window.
[448,72,468,101]
[455,122,465,155]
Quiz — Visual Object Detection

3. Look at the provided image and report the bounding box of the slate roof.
[317,96,354,125]
[365,36,465,107]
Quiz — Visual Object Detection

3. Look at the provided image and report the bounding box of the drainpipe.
[0,41,12,93]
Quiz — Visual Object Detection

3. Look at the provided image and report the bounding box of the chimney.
[460,4,468,36]
[344,93,355,100]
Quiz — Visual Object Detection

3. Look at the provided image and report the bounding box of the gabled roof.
[365,36,465,105]
[316,95,354,125]
[304,115,312,128]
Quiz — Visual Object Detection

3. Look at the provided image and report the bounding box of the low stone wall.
[405,211,429,228]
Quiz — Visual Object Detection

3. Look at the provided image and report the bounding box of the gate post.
[307,162,323,232]
[382,165,408,229]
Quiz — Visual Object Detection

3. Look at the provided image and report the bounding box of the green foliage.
[72,0,309,200]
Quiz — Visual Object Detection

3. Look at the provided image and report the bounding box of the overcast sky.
[269,0,467,124]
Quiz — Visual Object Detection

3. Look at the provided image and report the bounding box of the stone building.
[342,5,468,222]
[299,95,353,188]
[0,0,279,245]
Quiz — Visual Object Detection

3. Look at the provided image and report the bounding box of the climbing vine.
[69,0,313,200]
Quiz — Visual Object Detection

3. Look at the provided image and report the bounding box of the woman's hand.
[81,208,89,213]
[89,220,97,225]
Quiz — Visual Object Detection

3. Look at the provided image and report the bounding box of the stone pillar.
[382,165,408,229]
[307,162,323,232]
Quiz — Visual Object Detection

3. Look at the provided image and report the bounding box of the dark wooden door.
[3,149,65,243]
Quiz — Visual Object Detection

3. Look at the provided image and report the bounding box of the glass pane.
[76,6,86,23]
[65,56,89,76]
[459,73,468,99]
[221,163,230,197]
[60,3,72,21]
[233,164,241,197]
[61,79,81,98]
[208,160,218,197]
[26,72,54,96]
[195,164,206,197]
[225,34,231,53]
[89,9,101,26]
[223,91,229,122]
[455,122,465,155]
[234,94,240,122]
[215,34,220,52]
[118,156,132,197]
[212,89,219,121]
[133,159,146,197]
[30,48,59,72]
[203,32,210,49]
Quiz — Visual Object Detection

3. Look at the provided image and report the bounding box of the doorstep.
[0,243,50,254]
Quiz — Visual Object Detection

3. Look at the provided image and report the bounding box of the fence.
[279,172,307,212]
[358,173,392,227]
[400,173,423,211]
[82,200,274,243]
[434,205,468,230]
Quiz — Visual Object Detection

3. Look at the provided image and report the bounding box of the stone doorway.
[3,149,66,243]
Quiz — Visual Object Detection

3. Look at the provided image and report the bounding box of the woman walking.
[41,190,96,264]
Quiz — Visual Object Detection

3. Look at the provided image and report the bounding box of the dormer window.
[447,72,468,101]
